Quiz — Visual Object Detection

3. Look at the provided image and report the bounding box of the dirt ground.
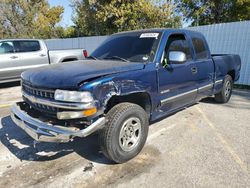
[0,83,249,188]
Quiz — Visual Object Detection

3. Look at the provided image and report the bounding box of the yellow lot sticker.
[0,103,12,108]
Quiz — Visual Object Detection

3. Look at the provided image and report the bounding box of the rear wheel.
[99,103,149,163]
[215,75,233,103]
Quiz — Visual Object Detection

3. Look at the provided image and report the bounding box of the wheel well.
[227,70,235,81]
[105,92,151,116]
[62,58,78,62]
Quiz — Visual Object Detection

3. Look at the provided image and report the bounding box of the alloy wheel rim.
[225,80,232,98]
[119,117,142,152]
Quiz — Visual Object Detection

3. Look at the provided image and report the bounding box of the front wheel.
[99,103,149,163]
[215,75,233,103]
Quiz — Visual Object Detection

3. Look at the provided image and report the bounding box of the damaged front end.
[11,63,151,143]
[11,102,106,143]
[10,81,106,143]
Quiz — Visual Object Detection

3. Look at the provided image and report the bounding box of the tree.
[175,0,250,26]
[0,0,64,39]
[72,0,181,36]
[63,26,77,38]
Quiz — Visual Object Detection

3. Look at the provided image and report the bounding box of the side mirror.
[169,51,187,64]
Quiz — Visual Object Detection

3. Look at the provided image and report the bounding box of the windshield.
[91,32,162,63]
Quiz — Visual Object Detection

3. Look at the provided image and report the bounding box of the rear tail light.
[83,50,88,58]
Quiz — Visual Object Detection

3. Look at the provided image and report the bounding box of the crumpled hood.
[21,60,145,89]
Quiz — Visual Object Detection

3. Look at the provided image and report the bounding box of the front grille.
[22,82,58,116]
[22,83,55,99]
[30,102,58,114]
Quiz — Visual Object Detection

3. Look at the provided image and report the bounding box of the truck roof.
[112,28,203,38]
[0,39,42,42]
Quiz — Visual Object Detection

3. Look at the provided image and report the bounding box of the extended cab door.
[157,32,198,113]
[190,36,214,99]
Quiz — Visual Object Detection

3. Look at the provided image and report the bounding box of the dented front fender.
[79,65,157,113]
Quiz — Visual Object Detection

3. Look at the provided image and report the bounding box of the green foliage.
[0,0,64,39]
[63,27,77,38]
[175,0,250,26]
[72,0,181,36]
[1,0,249,39]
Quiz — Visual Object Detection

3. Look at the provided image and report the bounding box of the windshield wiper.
[103,56,130,62]
[86,55,98,60]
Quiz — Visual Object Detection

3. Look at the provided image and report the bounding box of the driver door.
[158,33,198,113]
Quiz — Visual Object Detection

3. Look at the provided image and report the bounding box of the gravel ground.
[0,84,249,188]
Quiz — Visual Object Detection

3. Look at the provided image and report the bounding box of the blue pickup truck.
[11,29,241,163]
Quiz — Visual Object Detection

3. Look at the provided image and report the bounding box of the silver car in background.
[0,39,87,83]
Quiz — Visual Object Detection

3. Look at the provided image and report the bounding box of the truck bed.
[212,54,241,82]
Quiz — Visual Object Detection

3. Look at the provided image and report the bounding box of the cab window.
[0,41,15,54]
[192,37,209,60]
[165,34,192,62]
[14,40,41,53]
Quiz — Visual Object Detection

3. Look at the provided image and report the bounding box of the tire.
[215,75,233,103]
[99,102,149,163]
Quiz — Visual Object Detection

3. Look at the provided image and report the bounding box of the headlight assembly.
[54,90,94,103]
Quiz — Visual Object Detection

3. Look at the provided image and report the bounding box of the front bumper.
[11,102,106,143]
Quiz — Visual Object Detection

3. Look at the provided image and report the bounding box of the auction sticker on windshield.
[140,33,159,39]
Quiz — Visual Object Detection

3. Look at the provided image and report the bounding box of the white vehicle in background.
[0,39,88,83]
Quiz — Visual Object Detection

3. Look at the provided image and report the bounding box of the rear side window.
[0,41,14,54]
[15,41,41,52]
[192,37,208,60]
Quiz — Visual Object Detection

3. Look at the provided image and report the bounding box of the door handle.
[191,67,198,74]
[39,54,46,57]
[10,56,18,59]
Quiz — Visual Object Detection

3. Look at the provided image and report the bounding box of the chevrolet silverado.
[11,29,241,163]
